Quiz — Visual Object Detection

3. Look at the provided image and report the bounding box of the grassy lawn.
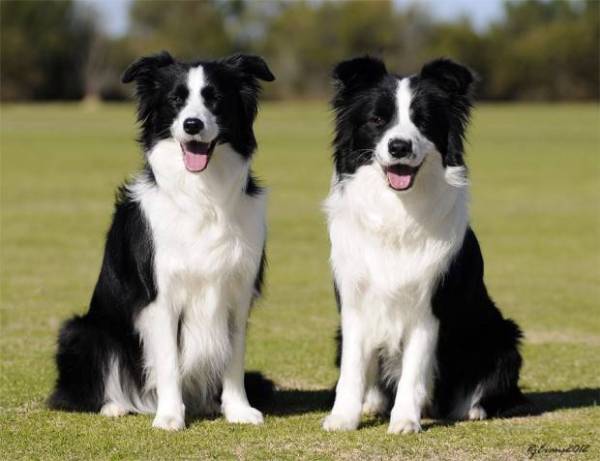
[1,101,599,460]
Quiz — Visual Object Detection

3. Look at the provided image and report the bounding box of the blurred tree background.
[1,0,598,101]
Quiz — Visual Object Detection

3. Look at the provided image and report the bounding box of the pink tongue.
[387,170,413,190]
[184,151,209,172]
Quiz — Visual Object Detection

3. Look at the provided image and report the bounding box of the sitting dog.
[323,56,524,433]
[49,52,274,430]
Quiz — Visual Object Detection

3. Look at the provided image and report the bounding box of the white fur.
[451,383,486,421]
[102,64,266,430]
[361,356,388,416]
[323,77,469,433]
[445,165,470,188]
[101,356,155,416]
[100,402,128,418]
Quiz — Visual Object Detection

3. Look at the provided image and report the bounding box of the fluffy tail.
[480,318,529,416]
[48,315,110,412]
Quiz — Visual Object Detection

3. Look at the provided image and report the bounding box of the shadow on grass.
[524,388,600,415]
[251,382,599,419]
[245,372,333,416]
[261,388,334,416]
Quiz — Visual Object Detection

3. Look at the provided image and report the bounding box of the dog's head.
[122,51,274,173]
[331,56,475,191]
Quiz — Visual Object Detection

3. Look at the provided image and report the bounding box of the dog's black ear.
[420,58,475,95]
[222,54,275,82]
[121,51,175,84]
[332,56,387,89]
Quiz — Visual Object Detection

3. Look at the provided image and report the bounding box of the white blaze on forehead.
[393,77,419,139]
[396,78,413,127]
[375,77,428,167]
[186,66,206,113]
[171,64,219,143]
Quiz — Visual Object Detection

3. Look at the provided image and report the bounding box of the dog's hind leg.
[472,319,525,419]
[99,355,151,418]
[49,315,109,412]
[468,405,487,420]
[100,402,129,417]
[465,385,487,420]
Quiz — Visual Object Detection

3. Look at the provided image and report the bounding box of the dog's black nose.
[388,139,413,158]
[183,118,204,135]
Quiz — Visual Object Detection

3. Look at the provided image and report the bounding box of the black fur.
[49,183,154,411]
[430,228,525,417]
[331,57,397,177]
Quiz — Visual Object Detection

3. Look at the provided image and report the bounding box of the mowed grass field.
[1,102,599,460]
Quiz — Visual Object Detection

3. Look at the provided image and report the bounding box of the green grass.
[1,102,599,460]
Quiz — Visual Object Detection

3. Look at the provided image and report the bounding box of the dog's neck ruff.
[326,154,469,248]
[133,139,252,216]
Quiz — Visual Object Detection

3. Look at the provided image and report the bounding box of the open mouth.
[180,140,217,173]
[385,163,421,191]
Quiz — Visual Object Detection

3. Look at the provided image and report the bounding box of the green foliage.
[1,102,599,459]
[0,0,598,101]
[260,0,414,97]
[128,0,232,59]
[483,0,600,100]
[0,0,94,100]
[260,0,599,99]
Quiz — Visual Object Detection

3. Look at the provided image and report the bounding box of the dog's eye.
[202,86,218,104]
[369,116,385,126]
[202,87,213,99]
[171,95,184,105]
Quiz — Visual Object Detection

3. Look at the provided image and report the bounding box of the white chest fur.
[134,140,266,300]
[324,156,468,352]
[131,140,266,405]
[140,184,264,295]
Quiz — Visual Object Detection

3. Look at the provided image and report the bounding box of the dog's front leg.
[362,354,388,416]
[221,292,263,425]
[137,300,185,431]
[388,314,438,434]
[323,304,370,431]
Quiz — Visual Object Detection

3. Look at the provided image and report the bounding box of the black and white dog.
[49,52,274,430]
[323,57,524,434]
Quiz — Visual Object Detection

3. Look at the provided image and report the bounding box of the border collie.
[49,52,275,430]
[323,57,524,434]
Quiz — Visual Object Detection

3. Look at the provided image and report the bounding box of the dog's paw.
[152,413,186,431]
[322,413,360,432]
[100,402,128,418]
[468,405,487,421]
[362,388,388,416]
[387,418,421,434]
[223,405,264,425]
